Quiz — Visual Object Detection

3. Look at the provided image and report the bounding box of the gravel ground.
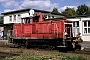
[0,40,90,60]
[81,41,90,48]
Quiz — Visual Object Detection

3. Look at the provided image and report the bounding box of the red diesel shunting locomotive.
[7,12,83,51]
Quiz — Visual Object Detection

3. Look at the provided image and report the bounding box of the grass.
[4,51,86,60]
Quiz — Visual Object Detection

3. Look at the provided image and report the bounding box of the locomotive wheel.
[75,44,81,51]
[9,43,19,48]
[25,40,29,49]
[58,47,67,53]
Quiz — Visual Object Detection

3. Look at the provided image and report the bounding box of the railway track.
[67,50,90,55]
[6,45,90,55]
[0,52,19,60]
[0,40,90,56]
[0,43,90,60]
[0,42,90,55]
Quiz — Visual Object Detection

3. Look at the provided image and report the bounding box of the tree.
[0,16,3,24]
[76,4,90,15]
[61,7,77,17]
[52,7,60,14]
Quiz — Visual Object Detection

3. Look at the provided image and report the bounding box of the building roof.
[1,8,64,16]
[0,24,12,27]
[46,17,65,20]
[66,15,90,19]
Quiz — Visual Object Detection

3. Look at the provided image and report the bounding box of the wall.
[4,11,30,24]
[81,17,90,41]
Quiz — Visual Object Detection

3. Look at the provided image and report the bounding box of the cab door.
[64,23,73,38]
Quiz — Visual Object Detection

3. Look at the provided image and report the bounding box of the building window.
[52,16,54,18]
[83,21,90,34]
[9,16,12,21]
[14,15,16,21]
[48,16,50,18]
[18,15,21,21]
[44,15,47,19]
[73,21,79,35]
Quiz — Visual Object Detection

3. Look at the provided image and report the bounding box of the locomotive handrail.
[47,23,58,38]
[53,23,58,38]
[65,22,76,36]
[64,27,72,37]
[47,23,51,34]
[70,27,72,38]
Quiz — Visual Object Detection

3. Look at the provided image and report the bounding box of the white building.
[67,16,90,41]
[2,8,64,24]
[0,27,3,38]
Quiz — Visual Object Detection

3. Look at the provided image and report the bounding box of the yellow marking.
[72,42,75,48]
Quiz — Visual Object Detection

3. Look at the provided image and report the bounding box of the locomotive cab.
[21,15,40,24]
[64,22,73,38]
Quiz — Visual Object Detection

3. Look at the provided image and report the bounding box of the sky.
[0,0,90,14]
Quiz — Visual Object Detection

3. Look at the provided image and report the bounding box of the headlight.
[64,32,68,35]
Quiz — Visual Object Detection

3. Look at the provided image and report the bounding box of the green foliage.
[61,7,77,17]
[76,4,90,15]
[61,4,90,17]
[4,52,86,60]
[51,7,60,14]
[65,54,86,60]
[0,16,3,24]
